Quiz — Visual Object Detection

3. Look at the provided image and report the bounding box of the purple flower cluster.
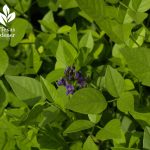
[57,66,87,95]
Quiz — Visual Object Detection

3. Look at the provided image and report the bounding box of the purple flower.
[57,66,87,95]
[64,67,71,75]
[65,66,76,80]
[64,66,75,74]
[66,84,74,95]
[74,71,81,80]
[78,80,86,88]
[77,76,84,82]
[68,74,73,80]
[77,76,87,88]
[57,78,66,86]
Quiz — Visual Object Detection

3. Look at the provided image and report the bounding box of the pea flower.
[57,78,66,86]
[66,84,74,95]
[57,66,87,95]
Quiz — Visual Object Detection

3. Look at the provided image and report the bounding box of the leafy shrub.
[0,0,150,149]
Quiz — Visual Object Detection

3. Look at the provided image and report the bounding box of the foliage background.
[0,0,150,149]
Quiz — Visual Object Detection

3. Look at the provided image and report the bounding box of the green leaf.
[55,86,69,110]
[105,0,119,4]
[57,25,71,34]
[128,10,147,24]
[64,120,94,134]
[129,132,141,148]
[130,111,150,127]
[0,37,9,49]
[6,107,27,120]
[67,88,107,114]
[99,20,133,43]
[93,44,104,59]
[121,47,150,86]
[124,79,135,91]
[111,148,140,150]
[59,0,78,9]
[117,23,133,43]
[0,115,23,146]
[117,2,133,24]
[5,62,25,76]
[132,0,150,12]
[48,0,59,11]
[10,18,29,47]
[32,46,42,73]
[3,0,17,6]
[25,45,42,74]
[79,11,93,23]
[69,24,78,48]
[16,128,40,150]
[88,114,101,124]
[143,126,150,149]
[83,136,98,150]
[0,49,9,76]
[112,44,126,66]
[96,119,123,141]
[56,39,78,67]
[76,0,133,43]
[70,141,83,150]
[39,11,58,33]
[37,0,51,7]
[128,27,146,47]
[46,69,64,83]
[76,47,91,67]
[38,126,66,149]
[15,0,31,13]
[21,104,45,125]
[40,76,57,102]
[117,92,134,113]
[5,75,45,105]
[7,92,27,108]
[79,31,94,52]
[76,0,105,22]
[42,105,66,125]
[0,80,8,115]
[36,33,56,51]
[105,66,125,97]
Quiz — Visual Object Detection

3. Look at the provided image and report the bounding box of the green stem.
[96,125,102,129]
[107,99,117,103]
